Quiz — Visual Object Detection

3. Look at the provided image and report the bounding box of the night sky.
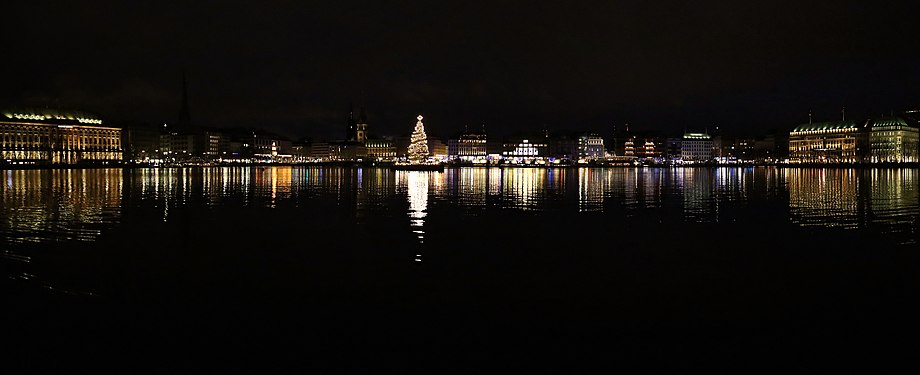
[4,0,920,140]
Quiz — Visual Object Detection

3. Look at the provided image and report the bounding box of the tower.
[345,103,357,141]
[178,72,191,127]
[356,106,368,143]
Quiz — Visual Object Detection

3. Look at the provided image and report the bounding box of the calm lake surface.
[3,166,919,371]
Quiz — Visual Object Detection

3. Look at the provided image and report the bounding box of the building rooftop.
[2,108,104,125]
[683,133,711,140]
[791,121,859,133]
[869,117,912,128]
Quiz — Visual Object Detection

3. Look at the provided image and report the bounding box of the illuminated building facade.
[250,133,293,162]
[623,136,636,156]
[867,117,918,163]
[448,132,488,162]
[311,142,333,160]
[577,133,605,160]
[160,133,195,160]
[366,139,396,160]
[502,138,548,163]
[310,141,367,161]
[788,121,865,163]
[200,131,226,158]
[680,133,713,163]
[642,140,660,158]
[1,110,122,165]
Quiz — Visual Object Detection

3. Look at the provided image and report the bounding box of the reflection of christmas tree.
[408,115,430,163]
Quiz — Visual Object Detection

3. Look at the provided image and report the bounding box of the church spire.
[345,101,357,141]
[178,71,191,126]
[358,105,368,124]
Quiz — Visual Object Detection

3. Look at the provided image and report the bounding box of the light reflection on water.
[398,171,430,262]
[0,167,917,249]
[786,168,918,243]
[1,169,122,244]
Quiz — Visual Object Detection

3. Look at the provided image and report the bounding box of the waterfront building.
[160,132,195,161]
[249,131,293,162]
[428,138,448,161]
[502,137,548,163]
[447,130,488,162]
[311,142,333,160]
[717,136,751,163]
[623,136,636,156]
[681,132,713,163]
[788,121,865,163]
[336,142,367,161]
[867,117,919,163]
[159,127,232,162]
[366,138,396,160]
[631,134,665,160]
[291,141,310,162]
[665,138,682,161]
[1,109,122,165]
[577,133,605,160]
[641,139,661,159]
[200,130,228,159]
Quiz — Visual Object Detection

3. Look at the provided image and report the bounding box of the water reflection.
[1,167,918,249]
[1,169,122,244]
[578,168,604,212]
[501,168,545,210]
[787,169,863,229]
[786,168,918,244]
[398,171,430,262]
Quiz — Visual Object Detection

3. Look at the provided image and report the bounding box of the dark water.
[3,167,919,371]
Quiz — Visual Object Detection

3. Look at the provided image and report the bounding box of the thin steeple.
[178,71,191,125]
[345,101,357,141]
[358,105,367,124]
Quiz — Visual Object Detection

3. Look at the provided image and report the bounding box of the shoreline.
[2,162,919,170]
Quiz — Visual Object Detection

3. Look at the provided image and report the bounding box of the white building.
[681,133,713,163]
[577,133,605,160]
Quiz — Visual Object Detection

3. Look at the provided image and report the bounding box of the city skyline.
[3,1,920,140]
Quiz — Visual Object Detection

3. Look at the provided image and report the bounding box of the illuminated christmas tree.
[408,114,430,163]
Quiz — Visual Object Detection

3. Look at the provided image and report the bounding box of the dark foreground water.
[2,167,919,371]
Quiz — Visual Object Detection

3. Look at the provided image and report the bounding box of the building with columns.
[1,109,122,165]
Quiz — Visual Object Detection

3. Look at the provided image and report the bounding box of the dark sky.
[4,0,920,140]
